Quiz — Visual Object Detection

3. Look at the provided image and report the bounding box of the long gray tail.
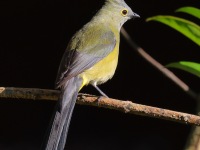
[42,76,82,150]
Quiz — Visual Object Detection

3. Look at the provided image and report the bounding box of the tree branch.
[121,27,199,101]
[120,28,200,149]
[0,87,200,126]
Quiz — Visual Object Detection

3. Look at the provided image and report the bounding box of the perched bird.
[43,0,139,149]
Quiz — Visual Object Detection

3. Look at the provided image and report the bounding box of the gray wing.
[56,29,116,88]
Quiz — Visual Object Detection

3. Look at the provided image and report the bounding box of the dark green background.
[0,0,200,149]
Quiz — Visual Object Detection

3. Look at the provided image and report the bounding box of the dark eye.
[121,9,128,16]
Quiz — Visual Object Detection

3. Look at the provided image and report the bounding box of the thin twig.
[0,87,200,126]
[121,27,199,101]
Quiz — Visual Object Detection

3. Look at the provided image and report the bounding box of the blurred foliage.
[147,7,200,78]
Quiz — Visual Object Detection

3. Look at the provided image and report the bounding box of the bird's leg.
[91,83,109,104]
[91,83,109,98]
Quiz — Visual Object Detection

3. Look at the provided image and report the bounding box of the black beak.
[131,12,140,19]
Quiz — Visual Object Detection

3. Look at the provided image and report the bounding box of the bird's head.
[107,0,139,19]
[98,0,140,28]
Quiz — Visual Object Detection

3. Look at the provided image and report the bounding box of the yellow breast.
[79,43,119,87]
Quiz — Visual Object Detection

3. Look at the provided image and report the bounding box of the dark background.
[0,0,200,149]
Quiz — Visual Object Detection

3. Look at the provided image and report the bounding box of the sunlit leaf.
[146,16,200,46]
[176,7,200,19]
[166,61,200,77]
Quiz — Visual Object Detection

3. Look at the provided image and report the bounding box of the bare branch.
[120,28,200,150]
[121,27,199,101]
[0,87,200,126]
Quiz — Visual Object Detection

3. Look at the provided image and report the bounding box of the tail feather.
[42,76,82,150]
[57,86,79,150]
[57,96,75,150]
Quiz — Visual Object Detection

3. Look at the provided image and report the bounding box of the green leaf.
[146,16,200,46]
[166,61,200,77]
[176,7,200,19]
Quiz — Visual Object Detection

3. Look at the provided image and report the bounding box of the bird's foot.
[96,95,109,105]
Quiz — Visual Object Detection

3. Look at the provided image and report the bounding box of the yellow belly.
[79,44,119,88]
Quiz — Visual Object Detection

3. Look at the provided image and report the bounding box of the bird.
[42,0,139,149]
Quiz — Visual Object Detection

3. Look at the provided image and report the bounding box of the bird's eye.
[121,9,128,16]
